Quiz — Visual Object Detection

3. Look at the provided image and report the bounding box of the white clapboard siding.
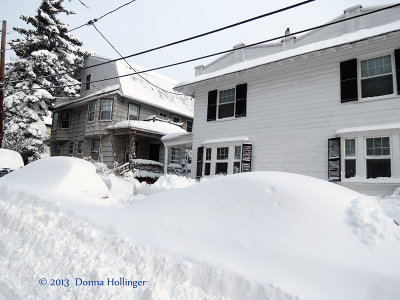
[190,32,400,187]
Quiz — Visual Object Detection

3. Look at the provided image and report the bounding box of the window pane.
[366,159,391,178]
[217,147,229,160]
[204,163,211,176]
[216,162,228,175]
[218,102,235,119]
[366,137,390,156]
[345,159,356,178]
[101,100,113,120]
[233,161,241,174]
[129,104,139,120]
[345,139,355,157]
[234,146,241,160]
[187,121,193,132]
[205,148,211,161]
[219,89,235,104]
[361,74,393,98]
[361,55,392,78]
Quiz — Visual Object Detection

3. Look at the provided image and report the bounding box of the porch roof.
[106,120,187,136]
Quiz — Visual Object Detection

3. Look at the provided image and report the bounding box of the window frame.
[87,101,96,122]
[99,99,113,121]
[217,87,236,120]
[186,120,193,132]
[77,141,83,154]
[170,147,180,164]
[233,145,242,174]
[69,142,74,154]
[172,116,181,123]
[358,52,397,101]
[128,103,140,121]
[60,110,71,129]
[365,136,392,179]
[344,138,356,179]
[52,111,59,131]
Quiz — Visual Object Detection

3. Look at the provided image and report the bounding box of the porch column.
[129,129,136,169]
[164,145,168,174]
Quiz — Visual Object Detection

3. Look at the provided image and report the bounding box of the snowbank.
[0,149,24,170]
[0,156,109,201]
[134,174,196,196]
[113,172,400,300]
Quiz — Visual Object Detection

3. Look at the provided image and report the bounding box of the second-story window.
[100,99,113,121]
[60,111,71,129]
[88,101,96,122]
[361,55,394,98]
[218,88,235,119]
[128,103,139,120]
[186,120,193,132]
[85,74,91,91]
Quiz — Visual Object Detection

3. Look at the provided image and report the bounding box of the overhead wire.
[3,2,400,92]
[5,0,315,85]
[92,23,185,96]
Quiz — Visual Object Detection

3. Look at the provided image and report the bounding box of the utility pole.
[0,20,6,148]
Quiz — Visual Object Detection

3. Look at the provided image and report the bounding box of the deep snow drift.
[0,157,399,300]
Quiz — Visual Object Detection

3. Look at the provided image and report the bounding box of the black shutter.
[340,59,358,102]
[207,90,217,121]
[196,147,204,179]
[235,83,247,117]
[395,49,400,95]
[328,138,341,182]
[241,143,252,172]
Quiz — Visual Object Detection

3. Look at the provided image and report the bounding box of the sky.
[1,0,394,82]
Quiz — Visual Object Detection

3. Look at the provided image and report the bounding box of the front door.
[149,144,160,162]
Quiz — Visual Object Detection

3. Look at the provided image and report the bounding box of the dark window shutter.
[340,59,358,102]
[395,49,400,95]
[207,90,217,121]
[241,143,252,172]
[235,83,247,117]
[196,147,204,179]
[328,138,341,182]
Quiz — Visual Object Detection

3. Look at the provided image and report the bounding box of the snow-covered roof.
[336,123,400,134]
[175,19,400,90]
[106,120,187,136]
[116,60,194,118]
[201,136,249,145]
[161,132,192,142]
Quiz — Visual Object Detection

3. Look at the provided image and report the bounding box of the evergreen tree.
[4,0,89,163]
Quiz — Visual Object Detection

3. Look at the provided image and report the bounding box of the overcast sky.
[1,0,393,82]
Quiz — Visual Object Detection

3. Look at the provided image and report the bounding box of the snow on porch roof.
[106,120,187,136]
[116,60,194,118]
[175,20,400,90]
[336,123,400,134]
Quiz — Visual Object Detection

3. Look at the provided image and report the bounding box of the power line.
[4,0,137,51]
[92,23,185,96]
[3,3,400,93]
[5,0,315,85]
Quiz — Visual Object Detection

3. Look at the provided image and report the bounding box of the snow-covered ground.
[0,157,399,300]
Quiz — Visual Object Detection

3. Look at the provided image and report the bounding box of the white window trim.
[217,87,236,120]
[128,103,140,121]
[202,145,244,176]
[364,136,393,179]
[87,101,96,123]
[170,147,180,164]
[357,51,398,102]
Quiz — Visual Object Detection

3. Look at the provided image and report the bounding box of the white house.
[174,4,400,195]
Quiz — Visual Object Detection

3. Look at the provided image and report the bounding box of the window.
[172,116,181,123]
[85,74,91,91]
[366,137,391,179]
[204,148,211,176]
[360,55,394,98]
[69,142,74,154]
[233,146,241,174]
[91,140,100,160]
[77,78,81,95]
[100,99,113,120]
[88,101,96,122]
[344,139,356,178]
[60,111,71,129]
[187,120,193,132]
[218,88,235,119]
[216,147,229,175]
[77,141,83,154]
[52,112,59,130]
[128,103,139,120]
[170,147,180,164]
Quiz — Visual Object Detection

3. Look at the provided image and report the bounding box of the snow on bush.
[0,149,24,170]
[0,157,109,200]
[377,188,400,224]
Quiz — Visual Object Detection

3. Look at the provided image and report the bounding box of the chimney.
[233,43,245,63]
[281,28,295,50]
[344,4,362,32]
[194,65,204,76]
